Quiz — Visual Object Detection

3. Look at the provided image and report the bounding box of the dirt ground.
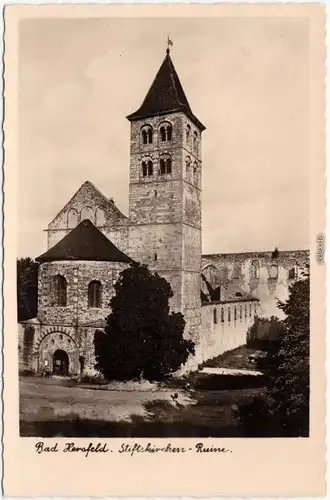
[20,375,263,437]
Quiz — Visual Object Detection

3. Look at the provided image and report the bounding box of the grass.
[19,345,272,438]
[198,344,262,371]
[20,375,265,437]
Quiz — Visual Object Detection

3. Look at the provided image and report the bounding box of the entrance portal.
[53,349,69,376]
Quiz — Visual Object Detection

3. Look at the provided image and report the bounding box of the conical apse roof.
[36,219,132,264]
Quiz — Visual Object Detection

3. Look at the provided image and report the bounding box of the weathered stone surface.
[47,181,129,252]
[128,112,203,337]
[202,250,309,318]
[18,53,310,379]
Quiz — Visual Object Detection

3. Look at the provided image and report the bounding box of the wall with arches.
[37,331,80,375]
[201,250,309,319]
[18,321,102,376]
[47,181,129,252]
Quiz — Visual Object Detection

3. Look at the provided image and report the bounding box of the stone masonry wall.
[38,260,127,326]
[19,321,100,376]
[183,299,260,372]
[201,250,309,319]
[128,111,203,338]
[47,181,129,252]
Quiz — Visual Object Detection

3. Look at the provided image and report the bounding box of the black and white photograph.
[14,11,317,441]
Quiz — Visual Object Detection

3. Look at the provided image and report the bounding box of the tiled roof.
[37,219,132,264]
[127,49,205,131]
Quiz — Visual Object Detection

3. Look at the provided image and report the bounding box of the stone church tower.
[127,48,205,339]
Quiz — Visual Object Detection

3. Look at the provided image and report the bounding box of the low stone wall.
[181,300,259,372]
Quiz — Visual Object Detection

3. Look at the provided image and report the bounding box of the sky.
[18,16,310,258]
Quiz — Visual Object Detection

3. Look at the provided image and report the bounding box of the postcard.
[3,3,326,496]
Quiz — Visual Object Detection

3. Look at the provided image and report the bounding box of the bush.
[247,315,284,349]
[94,262,195,382]
[17,257,39,321]
[80,374,106,385]
[239,265,310,437]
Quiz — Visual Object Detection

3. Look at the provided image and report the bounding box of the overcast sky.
[18,16,309,258]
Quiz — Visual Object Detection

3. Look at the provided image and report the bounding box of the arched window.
[213,308,217,324]
[67,209,78,228]
[141,125,153,145]
[249,304,252,317]
[160,123,172,142]
[269,264,278,279]
[193,162,198,185]
[288,262,299,280]
[186,124,191,142]
[80,206,94,223]
[88,281,102,308]
[250,260,259,279]
[95,208,105,226]
[54,275,67,307]
[228,307,231,322]
[234,306,237,321]
[185,156,191,171]
[233,260,242,279]
[142,160,153,177]
[245,304,247,318]
[193,131,198,155]
[160,155,172,175]
[240,305,242,320]
[221,307,224,323]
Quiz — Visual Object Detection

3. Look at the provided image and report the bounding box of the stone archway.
[37,331,79,376]
[53,349,69,376]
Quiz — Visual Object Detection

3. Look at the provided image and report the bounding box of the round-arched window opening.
[269,265,279,279]
[160,123,172,142]
[88,281,102,308]
[141,126,153,145]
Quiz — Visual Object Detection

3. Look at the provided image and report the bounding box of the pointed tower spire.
[127,46,205,131]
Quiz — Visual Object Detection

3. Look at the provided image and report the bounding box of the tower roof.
[127,49,205,131]
[36,219,132,264]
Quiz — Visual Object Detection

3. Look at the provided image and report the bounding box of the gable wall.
[47,182,129,252]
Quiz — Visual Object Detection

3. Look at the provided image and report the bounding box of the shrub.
[246,315,284,350]
[94,262,195,382]
[239,265,310,437]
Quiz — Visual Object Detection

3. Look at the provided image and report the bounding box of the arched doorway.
[53,349,69,376]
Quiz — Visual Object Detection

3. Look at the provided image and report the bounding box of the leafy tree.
[17,257,38,321]
[240,264,310,436]
[94,262,195,382]
[246,315,285,348]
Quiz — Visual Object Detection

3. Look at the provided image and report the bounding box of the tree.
[17,257,39,321]
[269,264,310,435]
[94,262,195,382]
[240,264,310,436]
